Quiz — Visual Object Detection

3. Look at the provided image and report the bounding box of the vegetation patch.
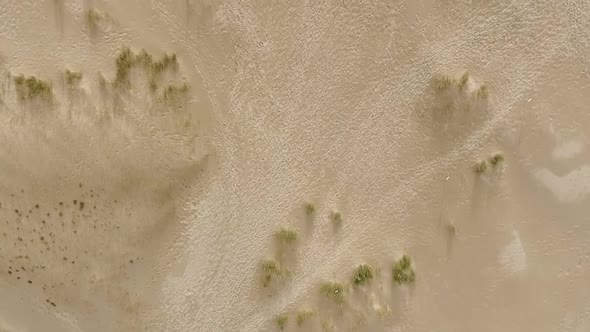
[352,264,373,286]
[276,228,297,244]
[296,309,314,326]
[14,75,53,101]
[64,70,82,86]
[435,75,452,91]
[113,46,178,89]
[304,202,316,215]
[277,314,288,330]
[490,152,504,167]
[262,259,282,287]
[447,223,456,235]
[320,282,345,303]
[392,255,416,284]
[330,210,342,225]
[477,84,488,99]
[474,160,487,174]
[161,82,189,102]
[86,8,103,31]
[457,72,469,89]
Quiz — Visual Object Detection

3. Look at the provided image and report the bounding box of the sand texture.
[0,1,589,331]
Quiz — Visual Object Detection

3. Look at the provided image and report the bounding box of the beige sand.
[0,1,589,331]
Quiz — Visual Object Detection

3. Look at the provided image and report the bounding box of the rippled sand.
[0,1,589,331]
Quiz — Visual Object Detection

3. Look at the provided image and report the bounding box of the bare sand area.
[0,1,589,331]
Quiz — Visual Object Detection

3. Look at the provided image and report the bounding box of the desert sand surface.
[0,0,589,331]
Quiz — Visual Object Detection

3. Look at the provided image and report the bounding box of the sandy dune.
[0,1,589,331]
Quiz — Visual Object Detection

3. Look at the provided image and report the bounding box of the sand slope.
[0,1,589,331]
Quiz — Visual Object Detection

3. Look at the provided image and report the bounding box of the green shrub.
[477,84,488,98]
[490,153,504,167]
[352,264,373,286]
[277,314,288,330]
[392,255,415,284]
[435,75,452,91]
[14,75,52,100]
[162,82,189,101]
[458,72,469,89]
[330,211,342,224]
[86,8,103,31]
[474,160,487,174]
[296,310,314,326]
[304,202,316,215]
[320,282,344,303]
[447,223,456,235]
[113,47,178,89]
[65,70,82,85]
[276,228,297,244]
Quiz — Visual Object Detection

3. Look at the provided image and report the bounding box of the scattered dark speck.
[17,276,20,280]
[8,271,11,274]
[14,209,19,214]
[59,212,62,217]
[17,237,22,241]
[73,200,77,205]
[35,204,39,209]
[28,280,32,284]
[129,259,134,264]
[79,202,85,211]
[63,257,67,261]
[59,202,63,206]
[79,183,82,188]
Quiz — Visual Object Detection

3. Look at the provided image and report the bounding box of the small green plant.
[135,49,154,67]
[98,71,107,89]
[320,282,344,303]
[152,53,178,74]
[162,82,189,101]
[64,70,82,86]
[352,264,373,286]
[262,259,281,287]
[490,152,504,167]
[113,47,178,89]
[330,211,342,224]
[86,8,103,31]
[114,46,135,88]
[277,314,288,330]
[458,72,469,89]
[435,75,452,91]
[474,160,487,174]
[392,255,416,284]
[304,202,316,215]
[276,228,297,244]
[447,223,456,235]
[296,310,314,326]
[14,75,52,100]
[322,320,334,332]
[477,84,488,98]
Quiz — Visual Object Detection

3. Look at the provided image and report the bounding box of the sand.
[0,0,589,331]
